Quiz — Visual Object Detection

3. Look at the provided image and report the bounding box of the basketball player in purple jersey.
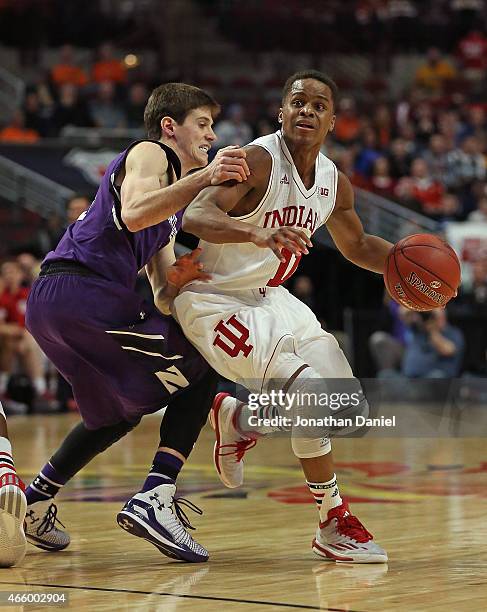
[22,83,255,563]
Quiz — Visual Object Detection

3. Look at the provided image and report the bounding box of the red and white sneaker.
[312,502,388,563]
[209,393,256,488]
[0,473,27,567]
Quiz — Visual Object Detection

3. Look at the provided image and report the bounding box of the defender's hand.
[250,227,312,261]
[166,248,211,289]
[207,146,250,185]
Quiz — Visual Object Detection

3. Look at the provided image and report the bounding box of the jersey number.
[267,249,302,287]
[213,315,253,358]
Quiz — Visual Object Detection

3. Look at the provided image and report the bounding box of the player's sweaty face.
[175,106,216,169]
[281,79,335,146]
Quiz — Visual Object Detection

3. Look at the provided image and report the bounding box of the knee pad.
[289,373,370,438]
[291,436,331,458]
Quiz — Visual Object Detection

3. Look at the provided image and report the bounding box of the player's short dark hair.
[144,83,220,139]
[282,70,338,109]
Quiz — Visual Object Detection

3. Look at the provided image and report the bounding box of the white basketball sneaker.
[209,393,257,489]
[0,473,27,567]
[117,483,208,563]
[312,501,388,563]
[24,502,70,552]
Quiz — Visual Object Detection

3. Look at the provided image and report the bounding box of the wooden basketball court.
[1,413,486,611]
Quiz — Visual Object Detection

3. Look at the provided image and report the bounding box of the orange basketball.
[384,234,461,311]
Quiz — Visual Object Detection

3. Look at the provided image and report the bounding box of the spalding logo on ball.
[384,233,461,312]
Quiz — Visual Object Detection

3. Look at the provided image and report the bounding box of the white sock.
[0,436,16,478]
[307,474,343,521]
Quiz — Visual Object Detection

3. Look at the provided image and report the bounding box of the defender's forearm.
[122,170,208,232]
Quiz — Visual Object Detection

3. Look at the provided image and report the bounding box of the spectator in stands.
[388,138,413,179]
[369,156,396,198]
[402,309,464,378]
[395,157,444,214]
[89,81,127,129]
[255,117,274,138]
[50,44,88,89]
[214,103,252,149]
[422,134,451,183]
[16,253,40,286]
[0,109,40,143]
[125,82,149,130]
[372,104,393,148]
[454,256,487,314]
[66,194,91,225]
[336,149,366,187]
[438,110,462,150]
[415,47,457,94]
[51,83,94,134]
[92,42,127,84]
[435,192,462,222]
[370,305,464,378]
[0,260,47,402]
[456,29,487,82]
[355,126,382,177]
[413,102,437,146]
[444,135,486,191]
[467,195,487,222]
[333,97,361,146]
[397,121,419,157]
[0,274,24,400]
[23,89,52,138]
[369,296,407,377]
[461,105,487,142]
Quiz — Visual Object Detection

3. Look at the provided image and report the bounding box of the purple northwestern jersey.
[44,140,183,290]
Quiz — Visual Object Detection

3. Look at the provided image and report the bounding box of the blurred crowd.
[0,35,486,224]
[213,0,487,57]
[0,194,92,415]
[0,42,148,140]
[0,0,486,406]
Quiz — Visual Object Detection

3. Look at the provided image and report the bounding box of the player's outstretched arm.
[121,142,249,232]
[326,171,393,273]
[183,146,311,261]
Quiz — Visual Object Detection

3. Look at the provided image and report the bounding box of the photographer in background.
[370,306,465,378]
[401,309,464,378]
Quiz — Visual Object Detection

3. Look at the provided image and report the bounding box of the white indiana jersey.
[193,130,338,291]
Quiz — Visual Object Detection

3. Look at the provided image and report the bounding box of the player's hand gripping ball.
[384,233,461,311]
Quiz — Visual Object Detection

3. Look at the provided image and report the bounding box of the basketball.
[384,234,461,311]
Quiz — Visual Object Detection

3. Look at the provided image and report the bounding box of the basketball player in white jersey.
[173,70,392,563]
[0,402,26,566]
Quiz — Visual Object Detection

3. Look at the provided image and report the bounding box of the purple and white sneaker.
[117,483,208,563]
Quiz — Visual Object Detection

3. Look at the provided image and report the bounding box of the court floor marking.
[0,581,364,611]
